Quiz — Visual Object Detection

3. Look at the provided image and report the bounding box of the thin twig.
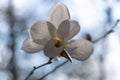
[38,60,68,80]
[25,58,53,80]
[25,20,120,80]
[37,20,120,80]
[93,19,120,43]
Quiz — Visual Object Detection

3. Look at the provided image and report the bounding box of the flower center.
[54,40,63,48]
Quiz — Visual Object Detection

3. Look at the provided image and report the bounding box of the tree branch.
[25,58,53,80]
[37,20,119,80]
[38,60,68,80]
[25,19,120,80]
[93,19,120,43]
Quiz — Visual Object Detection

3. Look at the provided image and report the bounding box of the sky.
[0,0,120,80]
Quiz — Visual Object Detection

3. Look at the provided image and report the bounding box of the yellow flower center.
[54,40,63,48]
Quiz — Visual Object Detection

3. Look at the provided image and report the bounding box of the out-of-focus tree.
[0,0,120,80]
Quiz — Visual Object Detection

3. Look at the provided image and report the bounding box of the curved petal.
[66,39,94,61]
[43,39,64,58]
[48,2,70,28]
[47,21,57,38]
[65,20,80,41]
[29,20,56,45]
[22,38,44,53]
[57,20,70,41]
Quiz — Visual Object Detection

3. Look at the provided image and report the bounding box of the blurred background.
[0,0,120,80]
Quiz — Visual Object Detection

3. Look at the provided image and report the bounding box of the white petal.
[57,20,70,40]
[47,21,57,38]
[66,39,94,60]
[43,39,64,58]
[65,20,80,41]
[48,2,70,28]
[22,38,44,53]
[29,20,56,45]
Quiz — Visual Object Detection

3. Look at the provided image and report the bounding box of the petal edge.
[29,20,51,45]
[66,39,94,60]
[65,20,80,41]
[57,20,70,41]
[22,38,44,53]
[48,2,70,28]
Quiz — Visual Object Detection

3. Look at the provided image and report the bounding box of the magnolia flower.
[22,2,94,63]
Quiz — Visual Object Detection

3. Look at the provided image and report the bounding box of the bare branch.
[25,58,53,80]
[38,60,68,80]
[36,20,120,80]
[93,19,120,43]
[25,20,120,80]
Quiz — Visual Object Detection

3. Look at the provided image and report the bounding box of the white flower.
[22,2,94,62]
